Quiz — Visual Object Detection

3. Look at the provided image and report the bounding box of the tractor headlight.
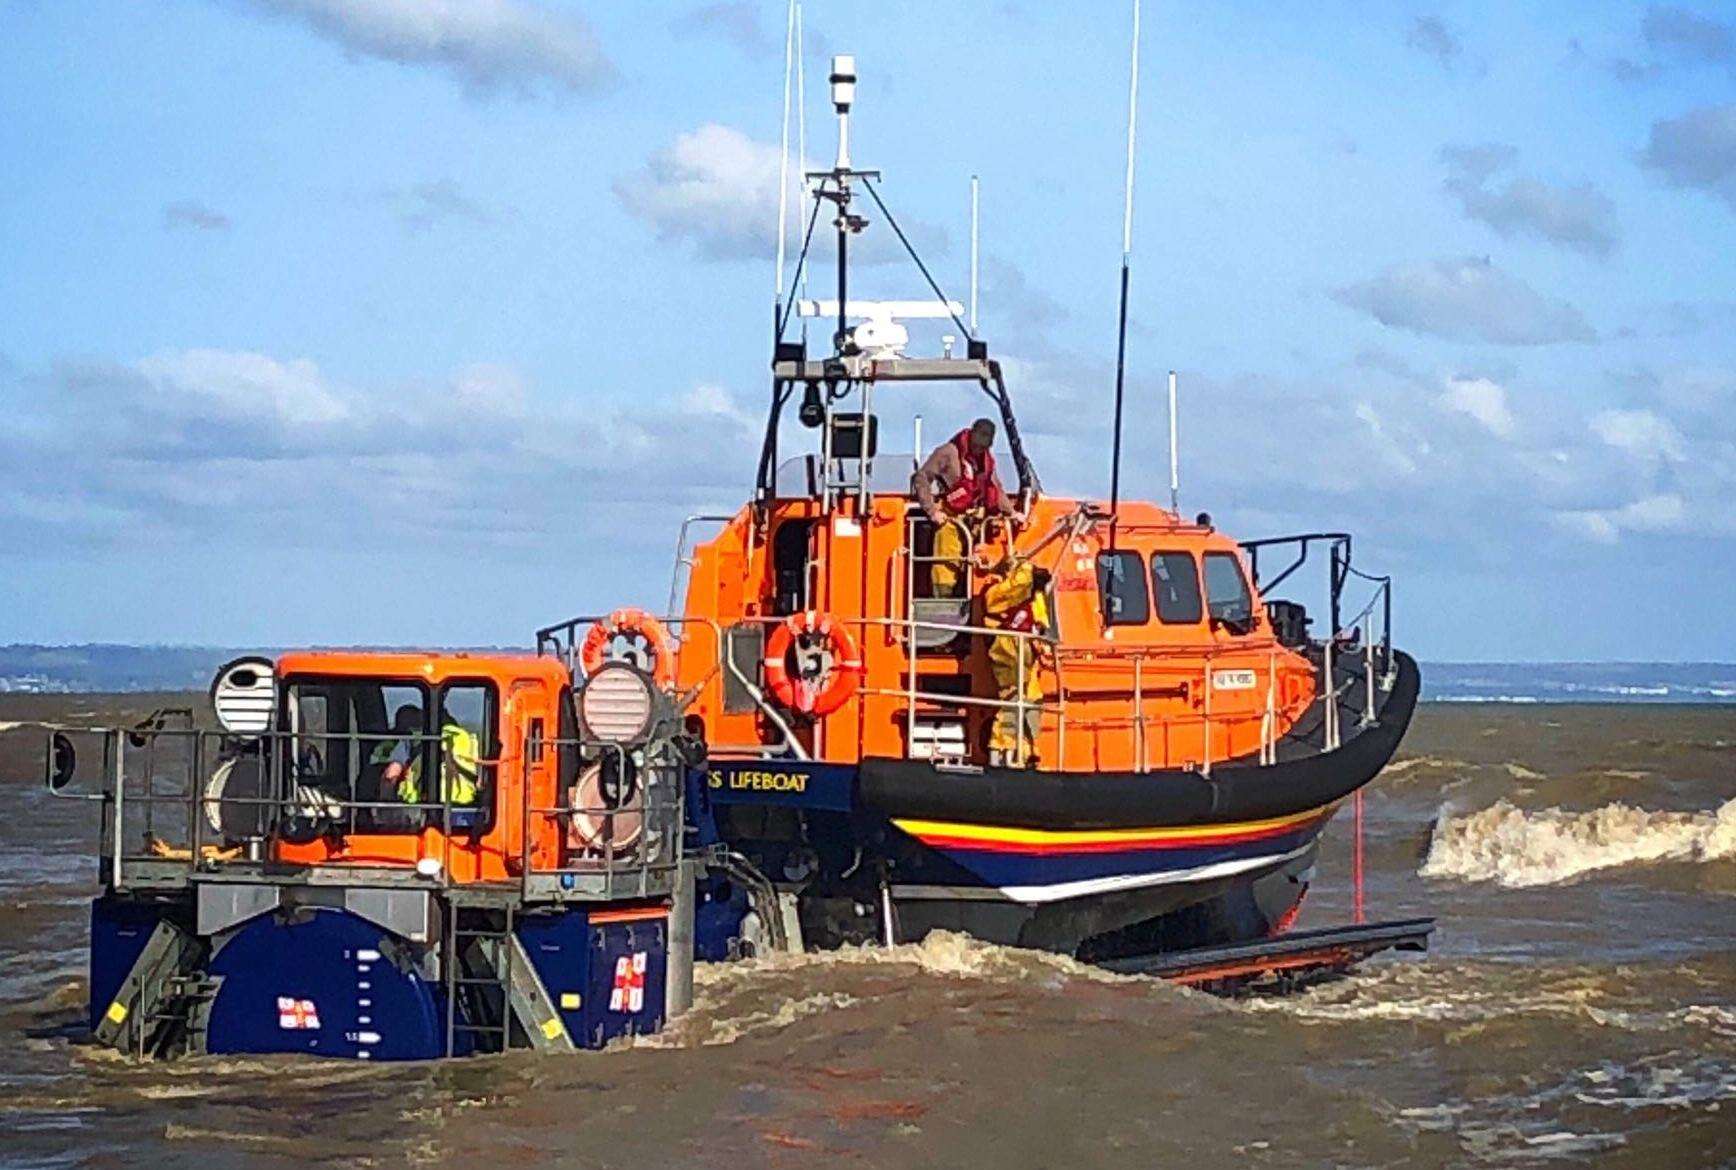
[578,664,655,744]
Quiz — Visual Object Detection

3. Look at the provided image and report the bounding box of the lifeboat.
[653,55,1422,965]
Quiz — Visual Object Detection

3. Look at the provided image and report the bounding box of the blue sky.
[2,1,1733,661]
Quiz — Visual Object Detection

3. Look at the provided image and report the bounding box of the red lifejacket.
[941,429,1003,514]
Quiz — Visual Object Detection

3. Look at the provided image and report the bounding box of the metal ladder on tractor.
[441,900,572,1055]
[91,919,221,1059]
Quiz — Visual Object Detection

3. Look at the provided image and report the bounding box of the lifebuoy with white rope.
[580,607,677,686]
[762,610,863,717]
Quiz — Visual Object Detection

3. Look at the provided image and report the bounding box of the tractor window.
[288,687,338,795]
[282,677,430,830]
[1204,552,1254,628]
[1151,551,1203,624]
[1096,550,1151,626]
[436,681,499,820]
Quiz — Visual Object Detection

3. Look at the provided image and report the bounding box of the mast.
[1108,0,1142,524]
[830,54,856,356]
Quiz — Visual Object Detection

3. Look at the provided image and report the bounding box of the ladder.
[92,919,211,1058]
[441,901,572,1054]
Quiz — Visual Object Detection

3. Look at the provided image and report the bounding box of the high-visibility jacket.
[397,722,480,807]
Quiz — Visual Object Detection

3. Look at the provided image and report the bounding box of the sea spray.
[1421,798,1736,887]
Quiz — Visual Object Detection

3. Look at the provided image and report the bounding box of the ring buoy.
[762,611,863,717]
[580,607,676,686]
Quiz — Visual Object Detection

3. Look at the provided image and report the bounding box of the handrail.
[50,725,680,898]
[666,513,735,616]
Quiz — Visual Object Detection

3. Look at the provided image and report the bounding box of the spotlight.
[799,380,825,428]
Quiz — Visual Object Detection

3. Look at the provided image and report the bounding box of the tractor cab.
[46,648,696,1060]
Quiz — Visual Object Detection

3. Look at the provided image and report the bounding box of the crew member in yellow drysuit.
[982,560,1053,767]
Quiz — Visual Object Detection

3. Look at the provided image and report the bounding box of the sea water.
[0,696,1731,1168]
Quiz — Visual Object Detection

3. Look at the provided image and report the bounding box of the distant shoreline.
[2,647,1732,705]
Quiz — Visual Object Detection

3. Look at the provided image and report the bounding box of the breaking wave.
[649,931,1175,1048]
[1421,798,1736,887]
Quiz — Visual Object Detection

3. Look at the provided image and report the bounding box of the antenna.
[795,2,809,338]
[774,0,797,314]
[970,175,980,333]
[1168,369,1180,512]
[1107,0,1142,528]
[829,53,857,354]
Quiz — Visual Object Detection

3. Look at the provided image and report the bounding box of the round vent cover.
[578,664,654,744]
[210,656,277,736]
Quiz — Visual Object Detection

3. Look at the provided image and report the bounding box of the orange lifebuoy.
[762,611,863,717]
[580,608,677,686]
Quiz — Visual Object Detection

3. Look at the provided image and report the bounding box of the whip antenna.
[1108,0,1142,524]
[1168,369,1180,512]
[970,174,980,333]
[774,0,797,319]
[795,2,809,336]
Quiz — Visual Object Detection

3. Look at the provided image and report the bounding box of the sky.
[2,1,1734,662]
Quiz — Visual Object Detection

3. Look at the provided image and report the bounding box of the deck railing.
[44,724,679,903]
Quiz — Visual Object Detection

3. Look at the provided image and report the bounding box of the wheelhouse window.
[1150,551,1203,624]
[1096,550,1151,625]
[1203,551,1254,629]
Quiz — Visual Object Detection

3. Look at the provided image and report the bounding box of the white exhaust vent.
[211,656,277,736]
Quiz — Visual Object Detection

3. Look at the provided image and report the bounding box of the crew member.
[912,417,1018,597]
[388,703,480,814]
[982,558,1053,767]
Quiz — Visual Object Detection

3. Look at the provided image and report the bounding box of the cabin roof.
[275,650,566,684]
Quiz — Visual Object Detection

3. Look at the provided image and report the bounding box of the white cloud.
[1590,408,1686,463]
[3,350,759,556]
[613,124,789,262]
[1616,493,1687,531]
[1333,257,1596,345]
[1553,509,1619,544]
[1555,494,1687,544]
[615,123,949,267]
[240,0,615,97]
[1353,401,1420,475]
[135,349,351,426]
[1440,375,1516,438]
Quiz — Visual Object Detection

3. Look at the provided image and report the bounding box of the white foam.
[1421,797,1736,887]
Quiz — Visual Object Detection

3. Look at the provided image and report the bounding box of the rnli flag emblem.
[277,996,321,1030]
[608,952,647,1013]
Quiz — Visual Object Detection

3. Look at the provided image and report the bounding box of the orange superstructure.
[673,491,1319,775]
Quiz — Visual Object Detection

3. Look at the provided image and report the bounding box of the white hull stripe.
[891,842,1314,905]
